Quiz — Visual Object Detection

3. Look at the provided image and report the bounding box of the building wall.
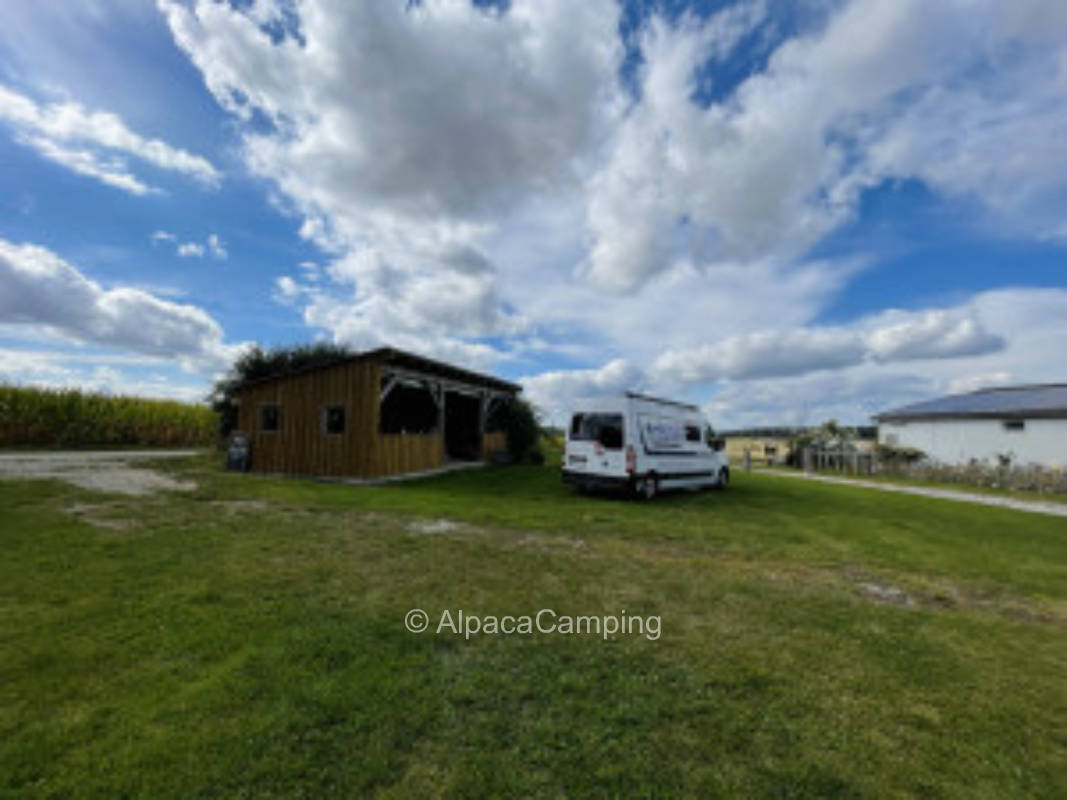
[878,418,1067,466]
[236,357,395,477]
[235,357,515,478]
[725,435,876,464]
[482,431,507,460]
[379,433,445,476]
[724,436,792,465]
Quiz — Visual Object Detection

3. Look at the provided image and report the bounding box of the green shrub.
[875,443,926,465]
[500,397,541,463]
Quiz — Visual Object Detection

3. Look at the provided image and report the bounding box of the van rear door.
[566,412,628,477]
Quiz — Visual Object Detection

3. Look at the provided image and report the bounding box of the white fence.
[801,447,877,475]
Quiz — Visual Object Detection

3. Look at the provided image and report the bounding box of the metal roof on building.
[235,346,521,393]
[874,384,1067,421]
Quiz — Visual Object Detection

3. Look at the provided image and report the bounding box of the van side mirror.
[711,437,725,452]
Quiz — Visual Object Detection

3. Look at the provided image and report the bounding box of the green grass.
[1,453,1065,798]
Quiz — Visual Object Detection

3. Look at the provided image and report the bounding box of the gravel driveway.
[758,468,1067,518]
[0,450,201,495]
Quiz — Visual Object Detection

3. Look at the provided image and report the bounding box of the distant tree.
[210,342,355,438]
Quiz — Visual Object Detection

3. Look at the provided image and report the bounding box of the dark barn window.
[322,405,346,435]
[259,404,280,433]
[1002,419,1025,432]
[380,381,438,434]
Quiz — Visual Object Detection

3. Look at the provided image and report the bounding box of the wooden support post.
[379,374,399,402]
[436,383,445,435]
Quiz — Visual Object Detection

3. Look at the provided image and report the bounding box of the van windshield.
[569,413,624,449]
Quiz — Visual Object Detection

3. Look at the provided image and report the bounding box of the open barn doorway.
[444,391,482,461]
[379,380,438,434]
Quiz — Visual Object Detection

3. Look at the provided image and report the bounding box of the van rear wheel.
[635,474,658,501]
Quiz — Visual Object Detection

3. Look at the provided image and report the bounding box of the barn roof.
[874,384,1067,422]
[370,347,521,392]
[235,346,521,393]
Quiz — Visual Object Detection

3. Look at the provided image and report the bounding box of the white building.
[874,384,1067,467]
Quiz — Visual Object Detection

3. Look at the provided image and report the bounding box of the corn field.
[0,385,216,448]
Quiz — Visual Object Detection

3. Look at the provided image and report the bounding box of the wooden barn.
[233,347,521,479]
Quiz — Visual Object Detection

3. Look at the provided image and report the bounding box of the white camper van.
[562,392,729,499]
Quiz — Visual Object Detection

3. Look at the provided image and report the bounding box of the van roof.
[624,391,699,411]
[571,393,701,413]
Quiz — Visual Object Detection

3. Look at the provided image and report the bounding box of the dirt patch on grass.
[856,581,917,607]
[210,499,273,515]
[0,451,198,495]
[405,518,484,537]
[65,502,139,531]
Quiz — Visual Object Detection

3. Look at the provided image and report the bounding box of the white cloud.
[206,233,227,259]
[0,238,243,372]
[176,242,205,258]
[274,275,301,301]
[157,232,228,260]
[0,83,220,194]
[521,359,645,423]
[651,307,1004,384]
[158,0,622,361]
[699,288,1067,427]
[584,0,1067,288]
[703,372,938,430]
[864,310,1004,363]
[653,328,866,384]
[526,286,1055,427]
[153,0,1067,423]
[0,348,207,402]
[21,134,156,195]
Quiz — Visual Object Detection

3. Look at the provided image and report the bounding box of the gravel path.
[757,469,1067,518]
[0,450,201,495]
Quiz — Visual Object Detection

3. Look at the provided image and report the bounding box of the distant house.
[722,426,877,465]
[234,347,520,478]
[873,384,1067,467]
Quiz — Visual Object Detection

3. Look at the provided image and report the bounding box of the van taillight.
[626,445,636,474]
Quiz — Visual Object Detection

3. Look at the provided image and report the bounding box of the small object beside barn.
[226,434,251,472]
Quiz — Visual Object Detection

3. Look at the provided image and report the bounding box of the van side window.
[570,414,583,438]
[570,413,624,450]
[685,426,701,442]
[705,427,715,445]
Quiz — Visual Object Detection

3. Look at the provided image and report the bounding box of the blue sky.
[1,0,1065,427]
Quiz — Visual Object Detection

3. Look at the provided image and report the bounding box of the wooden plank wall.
[235,357,453,478]
[482,432,507,460]
[234,357,526,478]
[379,433,444,476]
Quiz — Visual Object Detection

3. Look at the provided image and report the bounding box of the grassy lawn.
[1,454,1065,798]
